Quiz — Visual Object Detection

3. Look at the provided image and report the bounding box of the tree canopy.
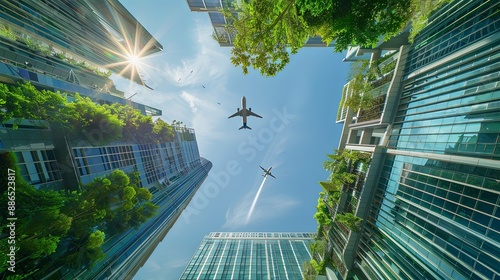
[221,0,420,76]
[63,94,124,144]
[0,152,158,273]
[0,81,176,145]
[0,82,67,128]
[221,0,309,77]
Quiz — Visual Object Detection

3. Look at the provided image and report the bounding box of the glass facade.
[2,121,212,279]
[0,1,212,279]
[330,0,499,279]
[74,159,212,280]
[0,0,162,74]
[353,0,500,279]
[180,232,315,280]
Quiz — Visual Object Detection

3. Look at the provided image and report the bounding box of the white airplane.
[260,166,276,179]
[228,96,262,130]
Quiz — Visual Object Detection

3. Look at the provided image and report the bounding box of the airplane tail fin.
[239,123,251,130]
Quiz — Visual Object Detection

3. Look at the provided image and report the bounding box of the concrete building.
[325,0,500,279]
[180,232,315,279]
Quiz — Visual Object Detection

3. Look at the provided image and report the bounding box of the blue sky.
[113,1,350,279]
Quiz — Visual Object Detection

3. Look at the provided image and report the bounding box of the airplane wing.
[260,166,267,172]
[247,110,263,118]
[228,110,243,119]
[269,173,276,179]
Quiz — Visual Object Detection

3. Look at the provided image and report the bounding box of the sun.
[127,53,141,65]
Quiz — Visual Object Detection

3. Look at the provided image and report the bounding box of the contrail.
[246,176,267,223]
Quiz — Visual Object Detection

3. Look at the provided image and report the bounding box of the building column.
[360,128,373,145]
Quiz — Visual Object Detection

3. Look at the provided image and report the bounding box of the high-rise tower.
[0,1,212,279]
[325,0,500,279]
[181,232,315,279]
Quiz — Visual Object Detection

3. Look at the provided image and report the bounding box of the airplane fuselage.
[260,166,275,178]
[228,96,261,130]
[241,96,247,125]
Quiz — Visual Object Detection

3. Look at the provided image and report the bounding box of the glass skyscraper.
[180,232,315,280]
[329,0,499,279]
[0,1,212,279]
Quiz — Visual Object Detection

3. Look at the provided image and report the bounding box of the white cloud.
[155,22,230,88]
[180,91,200,113]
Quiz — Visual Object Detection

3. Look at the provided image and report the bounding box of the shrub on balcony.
[314,208,332,227]
[336,213,363,232]
[303,261,318,280]
[0,24,17,41]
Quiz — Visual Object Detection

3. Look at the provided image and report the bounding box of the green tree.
[73,170,157,235]
[224,0,415,76]
[0,153,72,271]
[298,0,411,51]
[153,118,175,143]
[85,231,105,250]
[221,0,309,77]
[62,94,123,144]
[106,103,171,144]
[65,230,106,268]
[0,82,67,128]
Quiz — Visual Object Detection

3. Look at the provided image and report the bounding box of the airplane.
[228,96,262,130]
[260,166,276,179]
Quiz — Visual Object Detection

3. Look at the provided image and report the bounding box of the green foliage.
[314,197,332,226]
[408,0,454,42]
[0,24,17,41]
[326,191,340,208]
[153,119,175,143]
[0,22,110,77]
[319,181,339,192]
[106,103,174,144]
[336,213,363,232]
[22,36,43,52]
[0,153,71,271]
[310,237,327,257]
[224,0,450,76]
[62,170,157,268]
[310,259,326,274]
[343,60,379,111]
[303,260,318,280]
[221,0,309,76]
[73,170,157,235]
[323,149,370,190]
[0,154,157,273]
[0,82,67,128]
[85,231,105,250]
[298,0,412,51]
[1,82,177,145]
[63,94,123,144]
